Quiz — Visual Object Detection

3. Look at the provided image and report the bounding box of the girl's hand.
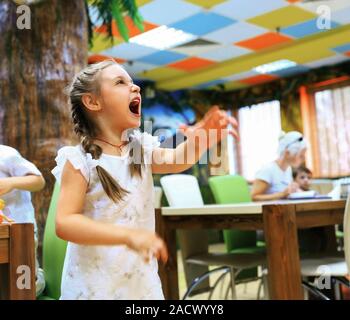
[0,178,14,196]
[179,105,239,148]
[127,229,168,264]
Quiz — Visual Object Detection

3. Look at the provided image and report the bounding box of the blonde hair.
[68,60,144,203]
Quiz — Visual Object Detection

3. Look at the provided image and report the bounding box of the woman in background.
[251,131,306,201]
[251,132,326,253]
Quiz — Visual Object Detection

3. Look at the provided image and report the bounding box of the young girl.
[52,60,238,300]
[0,145,46,296]
[251,131,307,201]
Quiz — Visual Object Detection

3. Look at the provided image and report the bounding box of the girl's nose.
[131,83,141,93]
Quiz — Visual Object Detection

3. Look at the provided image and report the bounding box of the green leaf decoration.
[87,0,144,46]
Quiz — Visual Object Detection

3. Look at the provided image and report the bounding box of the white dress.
[52,131,164,300]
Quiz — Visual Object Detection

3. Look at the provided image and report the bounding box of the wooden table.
[0,223,36,300]
[156,199,346,300]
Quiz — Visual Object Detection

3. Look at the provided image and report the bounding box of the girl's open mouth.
[129,98,141,117]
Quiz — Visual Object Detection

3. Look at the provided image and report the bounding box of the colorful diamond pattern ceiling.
[89,0,350,91]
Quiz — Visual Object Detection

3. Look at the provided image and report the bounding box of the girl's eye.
[116,80,124,85]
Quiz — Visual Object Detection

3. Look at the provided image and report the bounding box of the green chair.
[38,183,67,300]
[208,175,265,282]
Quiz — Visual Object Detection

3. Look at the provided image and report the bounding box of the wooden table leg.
[9,223,35,300]
[156,210,179,300]
[263,204,304,300]
[0,264,9,300]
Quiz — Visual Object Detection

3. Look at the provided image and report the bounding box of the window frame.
[300,77,350,178]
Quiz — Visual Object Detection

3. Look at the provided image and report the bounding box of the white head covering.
[278,131,307,157]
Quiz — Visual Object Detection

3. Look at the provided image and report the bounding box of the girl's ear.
[81,93,102,112]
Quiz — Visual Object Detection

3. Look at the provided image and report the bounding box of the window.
[302,82,350,177]
[237,100,282,181]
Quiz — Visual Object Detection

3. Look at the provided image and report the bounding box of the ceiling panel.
[88,0,350,91]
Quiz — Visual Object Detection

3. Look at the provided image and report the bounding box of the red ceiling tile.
[239,74,279,85]
[168,57,216,71]
[88,54,125,64]
[95,17,158,38]
[235,32,293,51]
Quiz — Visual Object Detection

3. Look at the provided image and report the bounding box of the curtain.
[314,85,350,177]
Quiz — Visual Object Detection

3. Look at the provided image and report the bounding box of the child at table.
[293,166,312,192]
[293,165,328,253]
[0,145,46,296]
[52,60,238,300]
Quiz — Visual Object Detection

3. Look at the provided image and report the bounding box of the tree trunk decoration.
[0,0,88,257]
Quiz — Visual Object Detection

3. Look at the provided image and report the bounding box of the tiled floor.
[177,243,265,300]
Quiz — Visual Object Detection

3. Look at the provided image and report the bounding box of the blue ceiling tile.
[101,43,158,60]
[281,19,340,38]
[332,43,350,53]
[170,12,236,36]
[137,50,187,65]
[139,0,202,25]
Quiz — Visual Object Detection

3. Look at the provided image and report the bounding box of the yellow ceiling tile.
[282,47,335,64]
[136,0,153,6]
[247,6,316,30]
[223,81,248,91]
[90,32,122,54]
[185,0,227,9]
[138,67,188,82]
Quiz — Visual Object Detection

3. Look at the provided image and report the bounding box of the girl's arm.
[151,137,205,174]
[56,161,167,262]
[152,106,238,174]
[0,175,45,196]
